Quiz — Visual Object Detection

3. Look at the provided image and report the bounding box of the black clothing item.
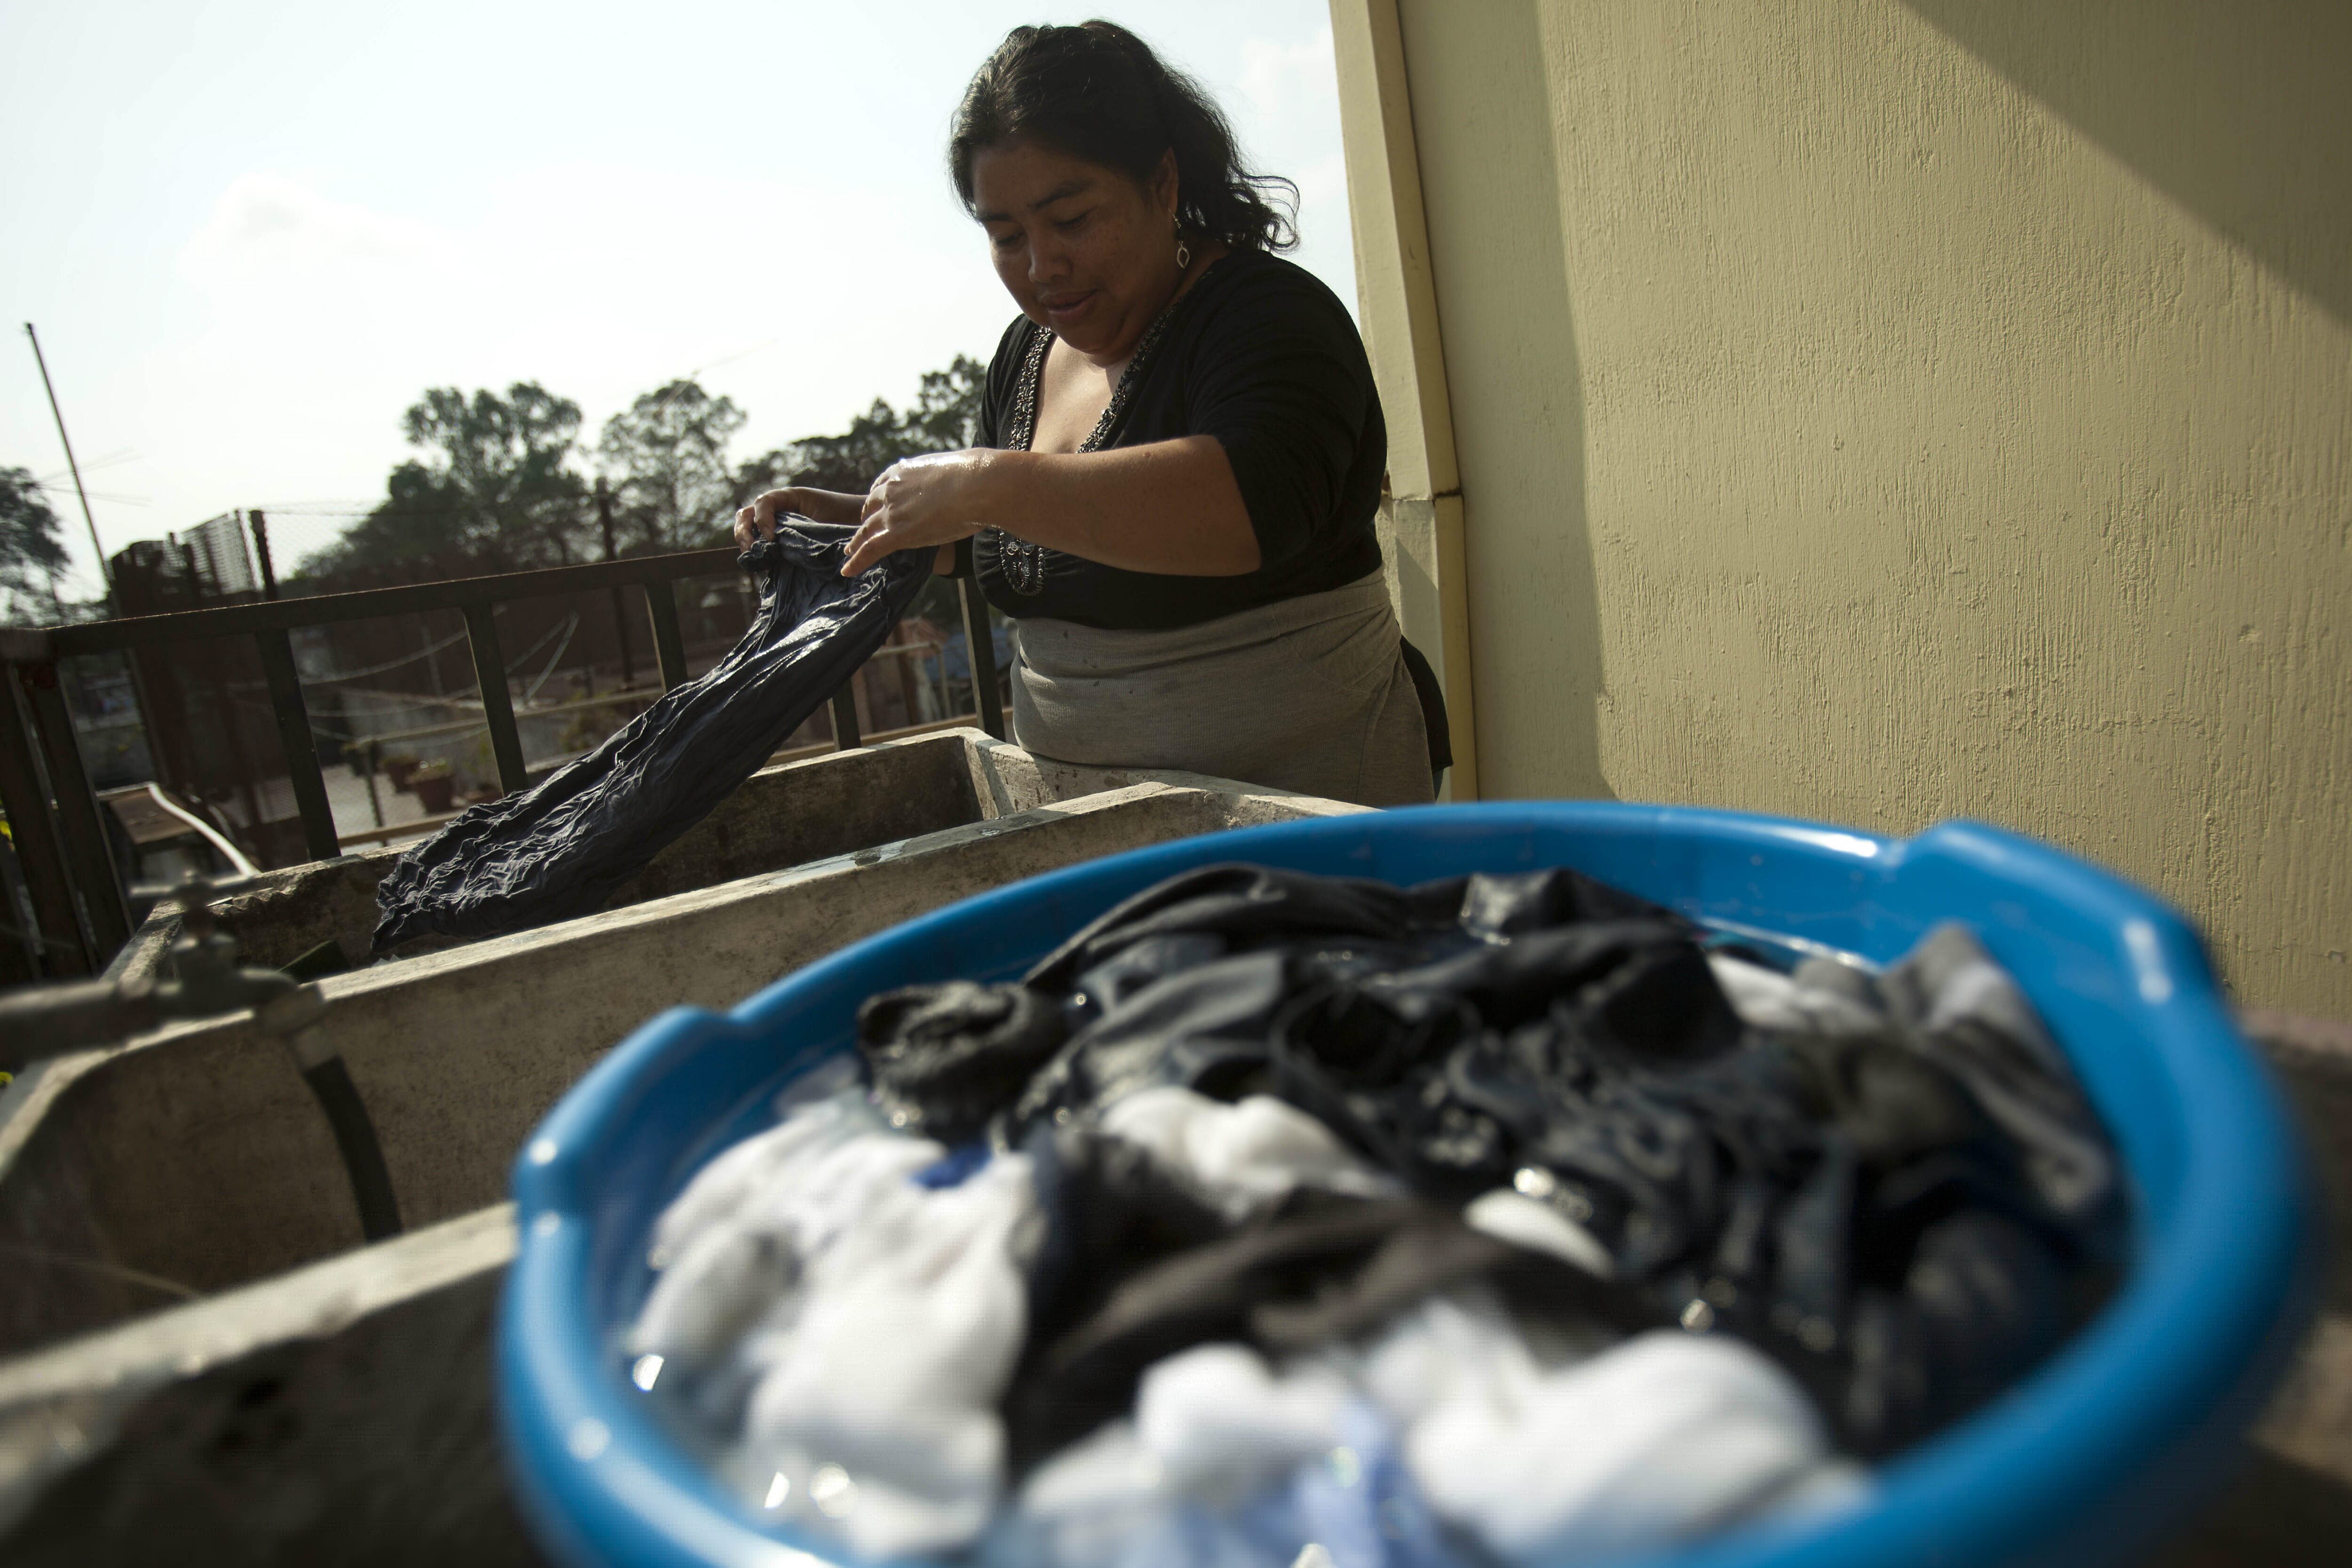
[850,861,2120,1456]
[972,250,1387,630]
[1004,868,1739,1156]
[1184,938,2102,1453]
[1807,926,2117,1224]
[1006,1127,1652,1467]
[1779,1031,1988,1170]
[1026,864,1428,988]
[1026,863,1677,995]
[1022,952,1318,1132]
[1398,637,1452,786]
[857,981,1069,1144]
[371,524,930,952]
[1359,920,1742,1043]
[1840,1209,2073,1448]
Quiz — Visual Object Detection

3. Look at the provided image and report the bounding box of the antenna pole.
[23,322,113,613]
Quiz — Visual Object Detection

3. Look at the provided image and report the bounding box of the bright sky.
[0,0,1354,597]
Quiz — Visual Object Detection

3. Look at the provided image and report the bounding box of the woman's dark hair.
[949,20,1299,252]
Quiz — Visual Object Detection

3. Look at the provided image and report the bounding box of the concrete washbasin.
[111,729,1121,978]
[0,729,1360,1359]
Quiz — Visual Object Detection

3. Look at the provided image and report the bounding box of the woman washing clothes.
[735,21,1436,808]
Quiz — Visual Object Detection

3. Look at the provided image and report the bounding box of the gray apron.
[1010,572,1435,808]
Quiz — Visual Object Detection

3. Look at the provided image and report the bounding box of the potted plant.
[382,753,422,793]
[411,758,456,814]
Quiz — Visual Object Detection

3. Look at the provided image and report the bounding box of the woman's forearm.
[735,486,865,552]
[782,487,867,527]
[977,438,1262,576]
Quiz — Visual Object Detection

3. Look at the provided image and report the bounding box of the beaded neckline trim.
[990,289,1190,596]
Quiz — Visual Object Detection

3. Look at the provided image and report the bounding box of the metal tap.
[0,872,400,1240]
[0,875,318,1072]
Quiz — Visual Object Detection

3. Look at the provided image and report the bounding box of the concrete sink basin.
[0,730,1359,1358]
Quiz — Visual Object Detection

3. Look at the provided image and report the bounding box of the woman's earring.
[1175,229,1192,270]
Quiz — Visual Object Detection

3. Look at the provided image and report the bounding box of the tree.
[597,380,747,553]
[301,382,590,575]
[731,355,987,501]
[897,355,989,453]
[300,354,992,581]
[0,466,70,619]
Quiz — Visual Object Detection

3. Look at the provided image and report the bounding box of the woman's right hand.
[734,487,866,549]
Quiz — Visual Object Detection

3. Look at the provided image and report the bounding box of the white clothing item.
[1348,1290,1551,1432]
[1017,1344,1351,1524]
[1747,1458,1875,1529]
[738,1128,951,1262]
[738,1152,1036,1559]
[1099,1087,1397,1217]
[630,1106,943,1373]
[1136,1345,1355,1502]
[631,1098,1038,1560]
[1003,1345,1359,1568]
[634,1094,1861,1568]
[1002,1418,1176,1568]
[1009,1293,1854,1568]
[1461,1190,1615,1280]
[1401,1328,1833,1563]
[1017,1418,1174,1524]
[630,1224,798,1374]
[640,1092,903,1275]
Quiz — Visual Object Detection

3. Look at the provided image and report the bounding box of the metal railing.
[0,542,1003,979]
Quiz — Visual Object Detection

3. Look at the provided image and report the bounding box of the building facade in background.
[176,514,257,597]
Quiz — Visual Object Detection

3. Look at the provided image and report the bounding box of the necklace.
[991,292,1187,596]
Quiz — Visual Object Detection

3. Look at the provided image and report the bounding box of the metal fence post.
[952,540,1006,740]
[644,579,689,692]
[462,603,529,796]
[17,657,131,959]
[254,629,342,863]
[0,646,95,975]
[829,685,862,750]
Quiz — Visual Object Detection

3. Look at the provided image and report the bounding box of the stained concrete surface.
[0,1263,544,1568]
[2151,1449,2352,1568]
[1,740,1362,1358]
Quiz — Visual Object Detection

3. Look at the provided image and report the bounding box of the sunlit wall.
[1337,0,2352,1013]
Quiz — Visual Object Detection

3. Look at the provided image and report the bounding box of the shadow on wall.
[1903,0,2352,326]
[1408,0,1613,799]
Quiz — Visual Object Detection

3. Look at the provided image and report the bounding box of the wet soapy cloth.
[373,522,930,952]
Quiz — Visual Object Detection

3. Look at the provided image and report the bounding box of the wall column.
[1328,0,1478,799]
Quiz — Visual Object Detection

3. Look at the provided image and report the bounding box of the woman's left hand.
[840,450,997,578]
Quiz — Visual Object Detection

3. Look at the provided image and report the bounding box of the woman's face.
[971,137,1180,364]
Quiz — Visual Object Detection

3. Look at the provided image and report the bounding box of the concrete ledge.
[0,1205,527,1561]
[2,740,1365,1357]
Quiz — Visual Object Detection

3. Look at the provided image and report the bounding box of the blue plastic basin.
[498,803,2321,1568]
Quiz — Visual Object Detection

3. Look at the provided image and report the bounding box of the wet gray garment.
[1010,571,1434,808]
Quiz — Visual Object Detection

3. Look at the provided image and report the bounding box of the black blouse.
[973,248,1386,630]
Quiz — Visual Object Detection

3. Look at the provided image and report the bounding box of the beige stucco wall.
[1341,0,2351,1013]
